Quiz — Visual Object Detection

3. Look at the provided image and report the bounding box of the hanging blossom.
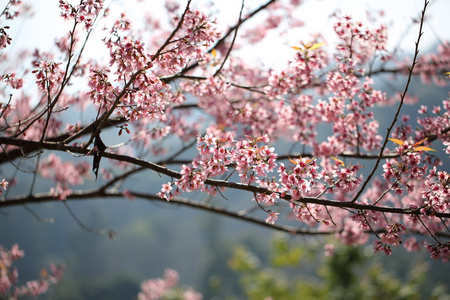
[265,211,279,224]
[87,68,118,111]
[0,244,64,299]
[374,222,407,255]
[424,242,450,262]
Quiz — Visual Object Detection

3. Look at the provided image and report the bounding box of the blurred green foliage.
[227,235,450,300]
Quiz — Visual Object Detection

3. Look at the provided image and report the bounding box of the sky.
[4,0,450,66]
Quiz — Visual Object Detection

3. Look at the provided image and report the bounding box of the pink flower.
[0,179,8,196]
[374,240,392,256]
[265,211,279,224]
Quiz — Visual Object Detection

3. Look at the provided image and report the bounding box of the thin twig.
[213,0,245,76]
[23,204,54,223]
[62,200,112,237]
[351,0,429,203]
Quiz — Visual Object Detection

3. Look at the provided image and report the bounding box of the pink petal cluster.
[139,268,202,300]
[0,73,23,89]
[39,154,91,200]
[159,134,278,200]
[59,0,104,30]
[0,244,64,299]
[0,179,7,196]
[32,61,64,94]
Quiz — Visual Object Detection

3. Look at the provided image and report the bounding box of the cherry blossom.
[0,244,64,299]
[138,268,202,300]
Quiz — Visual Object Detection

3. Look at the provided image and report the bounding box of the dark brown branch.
[0,137,449,219]
[2,188,449,239]
[0,188,333,235]
[0,117,127,164]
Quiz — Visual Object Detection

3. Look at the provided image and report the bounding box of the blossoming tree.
[0,0,449,294]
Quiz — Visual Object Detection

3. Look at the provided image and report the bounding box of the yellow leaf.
[211,49,217,59]
[305,157,315,164]
[388,138,405,146]
[331,156,345,167]
[411,137,428,148]
[291,46,302,51]
[289,157,298,164]
[307,42,326,51]
[413,146,436,152]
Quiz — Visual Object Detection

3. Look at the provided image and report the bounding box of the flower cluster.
[87,68,116,110]
[32,61,64,94]
[158,10,220,73]
[414,42,450,86]
[278,157,319,201]
[231,135,278,184]
[318,59,386,154]
[421,167,450,214]
[382,139,431,196]
[417,97,450,152]
[0,244,64,299]
[0,72,23,89]
[158,134,278,200]
[424,242,450,262]
[59,0,105,30]
[1,0,450,264]
[0,26,11,50]
[266,41,327,98]
[321,159,363,193]
[333,15,388,63]
[39,154,91,200]
[379,223,406,247]
[138,268,202,300]
[1,0,26,20]
[0,178,8,196]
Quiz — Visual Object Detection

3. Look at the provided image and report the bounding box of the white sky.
[2,0,450,70]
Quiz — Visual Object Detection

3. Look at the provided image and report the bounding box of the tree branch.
[0,136,449,219]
